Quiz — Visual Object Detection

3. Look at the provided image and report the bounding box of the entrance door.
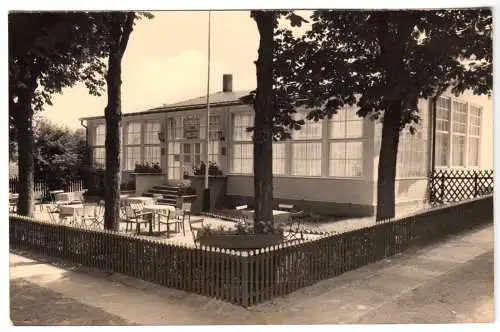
[182,142,201,177]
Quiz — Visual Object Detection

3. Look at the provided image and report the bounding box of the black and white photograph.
[5,1,495,326]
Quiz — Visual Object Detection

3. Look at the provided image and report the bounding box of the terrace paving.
[29,201,434,248]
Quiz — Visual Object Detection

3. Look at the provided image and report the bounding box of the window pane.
[468,137,480,167]
[436,97,451,132]
[292,142,321,176]
[168,117,182,140]
[452,135,466,167]
[329,121,345,139]
[95,125,105,146]
[144,146,161,165]
[126,146,141,170]
[452,101,467,134]
[293,110,322,140]
[183,116,201,139]
[127,122,141,145]
[93,147,105,169]
[345,141,363,159]
[345,160,362,177]
[231,143,253,174]
[232,114,253,141]
[144,122,161,144]
[329,106,363,139]
[469,105,481,137]
[346,121,363,138]
[329,141,363,177]
[272,143,285,175]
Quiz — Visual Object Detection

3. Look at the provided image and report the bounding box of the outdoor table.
[58,204,84,225]
[127,196,155,206]
[143,204,176,229]
[49,190,64,203]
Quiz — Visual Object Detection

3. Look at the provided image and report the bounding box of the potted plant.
[134,162,162,174]
[193,161,223,176]
[197,219,284,249]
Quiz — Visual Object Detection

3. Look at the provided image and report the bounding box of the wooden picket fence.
[429,169,493,203]
[9,195,493,307]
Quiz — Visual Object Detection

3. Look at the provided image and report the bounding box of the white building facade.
[81,77,493,217]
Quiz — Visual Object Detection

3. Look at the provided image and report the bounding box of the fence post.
[440,174,445,203]
[241,255,249,307]
[474,172,479,197]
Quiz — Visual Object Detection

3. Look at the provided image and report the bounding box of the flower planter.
[198,232,284,249]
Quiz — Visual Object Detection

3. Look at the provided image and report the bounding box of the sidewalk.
[9,224,494,325]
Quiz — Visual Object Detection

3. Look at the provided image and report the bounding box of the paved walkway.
[9,224,494,325]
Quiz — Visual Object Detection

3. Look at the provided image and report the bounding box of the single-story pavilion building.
[80,74,493,217]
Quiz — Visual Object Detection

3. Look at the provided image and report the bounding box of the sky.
[40,11,262,129]
[39,10,315,129]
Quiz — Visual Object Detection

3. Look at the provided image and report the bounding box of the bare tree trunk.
[14,88,36,217]
[252,11,275,233]
[376,101,402,221]
[103,13,135,231]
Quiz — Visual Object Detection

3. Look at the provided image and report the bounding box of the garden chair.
[119,205,154,235]
[163,208,189,236]
[155,209,180,236]
[283,210,306,242]
[188,217,204,247]
[45,203,61,223]
[76,204,101,229]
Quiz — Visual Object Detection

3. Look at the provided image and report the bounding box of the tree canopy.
[270,9,492,220]
[272,9,492,130]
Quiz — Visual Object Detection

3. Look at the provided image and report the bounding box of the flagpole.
[203,11,211,208]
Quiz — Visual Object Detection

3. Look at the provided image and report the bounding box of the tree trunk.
[252,11,275,233]
[103,13,135,231]
[14,88,36,217]
[376,101,403,221]
[103,38,123,231]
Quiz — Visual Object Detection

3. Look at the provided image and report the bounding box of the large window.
[93,148,105,169]
[451,100,467,166]
[93,124,105,169]
[435,97,482,168]
[396,100,429,178]
[468,105,481,166]
[291,110,322,176]
[144,122,161,165]
[435,97,451,167]
[291,142,322,176]
[208,115,221,165]
[125,122,142,170]
[329,141,362,177]
[232,143,253,174]
[231,113,253,174]
[167,142,181,180]
[328,106,363,177]
[273,143,286,175]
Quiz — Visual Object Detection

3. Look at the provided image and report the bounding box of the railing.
[430,169,493,204]
[9,177,85,199]
[9,195,493,307]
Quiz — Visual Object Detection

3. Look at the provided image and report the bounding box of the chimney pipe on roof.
[222,74,232,92]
